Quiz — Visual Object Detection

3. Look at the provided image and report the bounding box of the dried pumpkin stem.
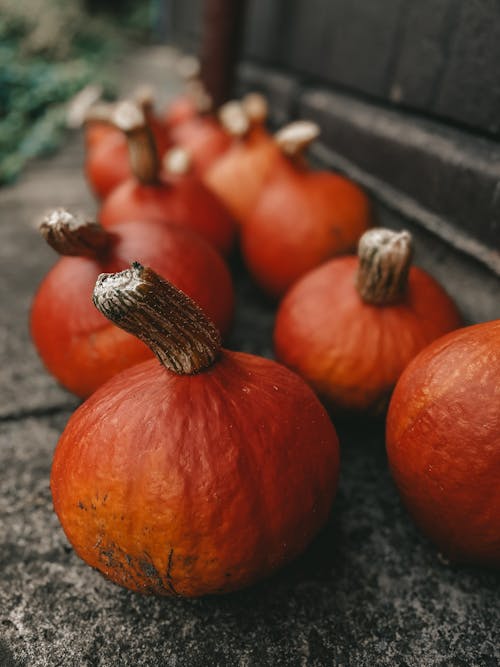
[356,228,413,305]
[241,93,268,126]
[40,209,111,258]
[218,100,249,137]
[93,263,221,375]
[112,101,159,185]
[133,84,155,118]
[274,121,320,162]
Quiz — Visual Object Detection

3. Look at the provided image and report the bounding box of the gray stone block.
[242,0,283,62]
[300,87,500,267]
[434,0,500,135]
[389,0,456,108]
[285,0,404,97]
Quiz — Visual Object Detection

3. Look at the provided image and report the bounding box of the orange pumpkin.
[50,264,340,596]
[203,94,275,223]
[387,320,500,567]
[85,97,169,200]
[240,122,370,297]
[31,210,234,398]
[274,228,461,413]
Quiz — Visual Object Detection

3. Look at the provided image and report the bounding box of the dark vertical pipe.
[199,0,248,109]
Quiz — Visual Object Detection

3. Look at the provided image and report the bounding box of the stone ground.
[1,47,499,667]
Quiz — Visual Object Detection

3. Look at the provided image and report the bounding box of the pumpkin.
[31,209,234,397]
[274,228,462,414]
[241,121,371,297]
[50,263,340,596]
[168,87,233,176]
[386,319,500,567]
[203,94,276,223]
[84,96,169,200]
[99,103,235,256]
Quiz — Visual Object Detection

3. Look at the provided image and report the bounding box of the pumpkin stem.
[112,101,160,185]
[274,121,320,163]
[218,101,250,137]
[83,101,115,128]
[163,147,191,177]
[133,84,155,118]
[93,263,221,374]
[40,208,111,258]
[241,93,268,126]
[356,228,413,305]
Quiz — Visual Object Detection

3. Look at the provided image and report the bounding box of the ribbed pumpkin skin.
[241,167,370,298]
[274,257,461,414]
[99,175,236,256]
[386,321,500,567]
[170,116,232,175]
[51,351,340,596]
[31,221,234,397]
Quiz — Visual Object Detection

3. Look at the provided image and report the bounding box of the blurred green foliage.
[0,0,149,184]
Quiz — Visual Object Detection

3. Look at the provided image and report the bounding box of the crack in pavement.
[0,402,78,424]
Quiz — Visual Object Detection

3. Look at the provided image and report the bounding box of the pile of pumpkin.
[31,70,499,597]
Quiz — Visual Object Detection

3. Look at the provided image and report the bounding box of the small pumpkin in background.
[168,84,233,176]
[84,90,169,200]
[203,94,276,223]
[99,102,236,256]
[387,320,500,567]
[50,264,340,596]
[240,121,371,297]
[274,228,461,414]
[31,209,234,398]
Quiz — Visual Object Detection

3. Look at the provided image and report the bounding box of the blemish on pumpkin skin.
[165,548,179,596]
[77,501,87,511]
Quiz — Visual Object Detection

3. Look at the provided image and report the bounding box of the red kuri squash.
[386,319,500,567]
[50,264,340,596]
[274,228,461,413]
[99,103,235,256]
[241,121,371,298]
[31,209,234,397]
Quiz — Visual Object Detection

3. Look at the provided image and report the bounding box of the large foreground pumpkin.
[386,320,500,567]
[51,264,340,596]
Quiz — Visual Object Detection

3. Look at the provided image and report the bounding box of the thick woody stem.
[133,84,155,117]
[93,263,221,375]
[241,93,268,126]
[356,228,413,305]
[40,209,110,258]
[218,101,249,137]
[112,101,160,185]
[274,121,320,162]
